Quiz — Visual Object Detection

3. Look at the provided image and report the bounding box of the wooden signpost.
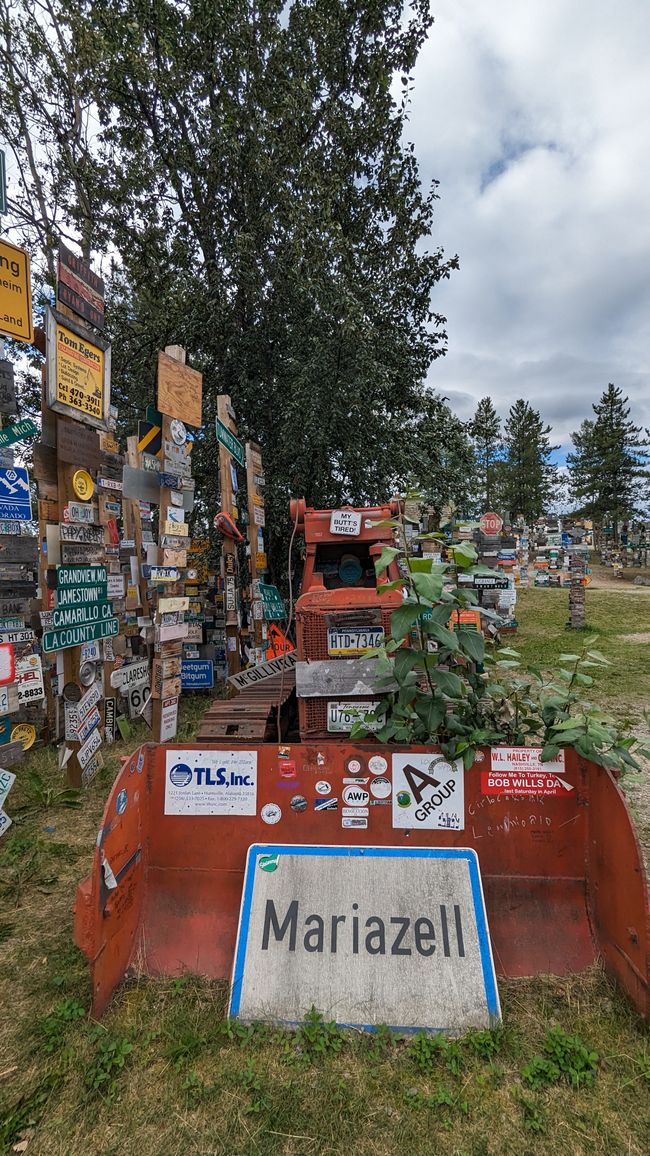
[216,395,241,678]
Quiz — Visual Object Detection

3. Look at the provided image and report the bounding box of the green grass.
[1,605,649,1154]
[514,587,650,724]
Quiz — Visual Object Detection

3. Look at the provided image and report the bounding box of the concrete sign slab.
[229,845,500,1033]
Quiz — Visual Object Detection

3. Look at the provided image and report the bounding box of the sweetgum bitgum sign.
[230,845,500,1032]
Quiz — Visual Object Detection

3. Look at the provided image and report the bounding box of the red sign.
[0,642,15,685]
[481,770,571,797]
[480,512,503,535]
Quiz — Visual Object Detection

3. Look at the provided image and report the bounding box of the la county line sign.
[229,845,500,1033]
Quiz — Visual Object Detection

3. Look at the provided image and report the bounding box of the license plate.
[327,627,384,656]
[327,701,381,733]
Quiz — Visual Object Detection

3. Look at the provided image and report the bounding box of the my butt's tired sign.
[230,846,500,1032]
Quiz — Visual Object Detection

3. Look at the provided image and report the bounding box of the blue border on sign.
[228,844,501,1029]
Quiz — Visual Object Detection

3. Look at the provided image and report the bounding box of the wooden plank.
[157,350,202,427]
[0,536,38,562]
[295,658,397,698]
[57,415,101,467]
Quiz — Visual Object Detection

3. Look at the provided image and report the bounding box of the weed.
[84,1034,134,1096]
[181,1070,208,1104]
[39,997,86,1053]
[164,1029,206,1071]
[543,1025,599,1087]
[238,1058,271,1114]
[521,1054,561,1090]
[404,1085,468,1114]
[18,769,81,812]
[366,1022,396,1063]
[0,921,14,943]
[516,1090,547,1134]
[408,1031,446,1073]
[464,1025,503,1060]
[443,1041,464,1076]
[0,1075,61,1151]
[293,1007,344,1063]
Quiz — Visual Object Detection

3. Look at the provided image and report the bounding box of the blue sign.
[181,659,214,690]
[0,466,32,521]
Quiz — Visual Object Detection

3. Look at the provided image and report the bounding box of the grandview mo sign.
[230,846,500,1032]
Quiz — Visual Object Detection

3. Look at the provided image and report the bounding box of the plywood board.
[157,351,202,427]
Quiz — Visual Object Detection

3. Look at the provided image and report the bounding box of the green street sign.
[216,417,245,467]
[56,583,108,608]
[48,600,113,631]
[42,615,119,653]
[0,418,38,449]
[56,564,108,588]
[0,616,23,630]
[0,150,6,215]
[259,582,286,621]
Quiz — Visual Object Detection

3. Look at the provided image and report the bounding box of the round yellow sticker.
[11,722,36,750]
[72,469,94,501]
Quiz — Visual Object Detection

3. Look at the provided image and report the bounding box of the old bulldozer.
[75,500,649,1019]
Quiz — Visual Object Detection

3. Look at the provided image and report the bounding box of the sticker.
[261,802,282,825]
[116,788,128,815]
[259,854,279,872]
[315,780,332,795]
[370,799,390,806]
[342,816,368,829]
[290,794,307,813]
[137,751,145,773]
[278,746,291,759]
[316,752,326,767]
[170,419,187,445]
[342,784,369,807]
[165,749,257,816]
[370,776,391,799]
[473,750,485,763]
[368,754,388,775]
[11,722,36,750]
[279,759,297,779]
[392,754,464,831]
[72,469,94,500]
[345,756,365,776]
[343,806,369,817]
[314,797,338,811]
[343,777,369,785]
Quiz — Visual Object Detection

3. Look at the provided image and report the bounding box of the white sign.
[75,705,101,743]
[0,809,12,839]
[329,509,362,536]
[77,679,102,720]
[107,574,125,599]
[327,701,382,733]
[0,768,16,809]
[229,846,500,1032]
[63,502,98,524]
[15,654,45,705]
[490,747,565,775]
[77,725,102,769]
[110,659,150,691]
[160,696,178,742]
[228,651,297,691]
[165,748,257,816]
[392,753,464,831]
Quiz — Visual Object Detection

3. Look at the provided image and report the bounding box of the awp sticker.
[392,753,464,831]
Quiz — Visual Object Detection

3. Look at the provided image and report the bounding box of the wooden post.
[245,440,265,665]
[217,395,241,677]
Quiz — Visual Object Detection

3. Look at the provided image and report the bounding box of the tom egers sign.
[229,846,500,1032]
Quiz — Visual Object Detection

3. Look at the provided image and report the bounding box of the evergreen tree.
[500,399,557,522]
[407,393,476,524]
[469,397,502,511]
[567,384,649,539]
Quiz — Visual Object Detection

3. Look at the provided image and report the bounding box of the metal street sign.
[0,466,32,521]
[180,659,214,689]
[259,583,286,621]
[47,600,114,631]
[57,564,107,588]
[0,418,38,449]
[228,652,297,691]
[110,658,150,692]
[229,846,501,1032]
[42,616,119,653]
[56,583,108,608]
[216,417,245,466]
[0,237,33,343]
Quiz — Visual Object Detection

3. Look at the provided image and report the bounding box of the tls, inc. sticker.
[391,754,464,830]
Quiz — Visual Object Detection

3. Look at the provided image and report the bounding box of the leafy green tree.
[470,397,502,511]
[567,384,649,540]
[499,399,557,522]
[407,393,477,524]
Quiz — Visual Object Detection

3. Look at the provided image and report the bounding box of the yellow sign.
[11,722,36,750]
[0,238,33,343]
[73,469,94,500]
[54,319,105,421]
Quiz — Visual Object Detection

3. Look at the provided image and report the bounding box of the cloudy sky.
[410,0,650,452]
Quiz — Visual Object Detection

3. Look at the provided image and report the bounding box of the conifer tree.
[470,397,502,511]
[500,399,557,522]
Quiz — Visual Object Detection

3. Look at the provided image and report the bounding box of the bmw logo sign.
[169,763,193,787]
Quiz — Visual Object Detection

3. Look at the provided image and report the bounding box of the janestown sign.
[230,846,500,1033]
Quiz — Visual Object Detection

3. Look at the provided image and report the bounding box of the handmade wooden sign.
[157,350,202,427]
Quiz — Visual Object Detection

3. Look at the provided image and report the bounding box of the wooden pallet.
[197,671,295,742]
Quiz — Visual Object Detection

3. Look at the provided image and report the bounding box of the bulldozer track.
[197,671,295,742]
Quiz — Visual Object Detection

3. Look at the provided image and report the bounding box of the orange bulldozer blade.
[74,743,649,1020]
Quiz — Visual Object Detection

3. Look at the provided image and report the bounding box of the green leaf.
[394,647,422,682]
[448,542,477,568]
[498,647,521,658]
[558,654,581,663]
[423,621,459,651]
[390,601,423,642]
[540,745,561,762]
[430,668,465,698]
[457,629,484,664]
[414,696,445,736]
[586,650,611,665]
[374,546,401,576]
[407,557,433,572]
[377,580,405,593]
[411,571,444,603]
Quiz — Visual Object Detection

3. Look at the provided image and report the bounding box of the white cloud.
[411,0,650,442]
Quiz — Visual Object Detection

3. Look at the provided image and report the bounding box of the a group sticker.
[391,753,464,831]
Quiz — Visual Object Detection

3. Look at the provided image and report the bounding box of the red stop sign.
[480,511,503,535]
